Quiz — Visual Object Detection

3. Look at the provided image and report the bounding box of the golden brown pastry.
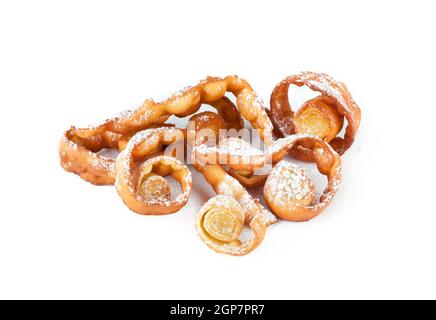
[71,76,273,144]
[59,129,121,185]
[195,164,277,256]
[60,94,245,186]
[263,135,342,222]
[270,71,361,160]
[189,112,276,255]
[59,76,262,185]
[115,128,191,215]
[58,73,356,257]
[137,173,171,203]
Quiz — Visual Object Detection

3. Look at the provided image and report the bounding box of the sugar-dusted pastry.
[115,128,191,215]
[270,71,361,160]
[194,132,342,221]
[137,173,171,203]
[188,111,269,188]
[294,95,344,142]
[226,169,268,188]
[59,129,121,185]
[195,164,277,256]
[264,136,342,222]
[71,76,273,144]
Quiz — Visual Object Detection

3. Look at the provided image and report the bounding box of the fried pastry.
[294,95,344,142]
[60,91,245,186]
[72,76,272,144]
[115,128,191,215]
[270,71,361,160]
[264,136,342,221]
[59,129,121,185]
[195,164,277,256]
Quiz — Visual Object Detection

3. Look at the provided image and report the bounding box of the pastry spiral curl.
[270,71,361,160]
[115,128,192,215]
[195,164,277,256]
[265,135,342,221]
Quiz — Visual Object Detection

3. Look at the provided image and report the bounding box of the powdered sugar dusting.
[216,175,277,225]
[116,130,192,207]
[265,160,315,207]
[298,71,355,114]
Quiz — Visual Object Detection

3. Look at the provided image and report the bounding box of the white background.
[1,0,435,299]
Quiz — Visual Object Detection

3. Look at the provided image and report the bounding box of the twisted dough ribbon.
[270,71,361,160]
[59,75,273,186]
[115,127,192,215]
[59,96,242,185]
[195,166,276,256]
[59,129,121,185]
[72,76,272,141]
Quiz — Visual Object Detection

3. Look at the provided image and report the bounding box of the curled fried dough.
[138,173,171,203]
[195,164,277,256]
[265,136,342,221]
[60,94,243,185]
[270,71,361,160]
[294,95,344,142]
[115,128,191,215]
[73,76,272,144]
[59,129,121,185]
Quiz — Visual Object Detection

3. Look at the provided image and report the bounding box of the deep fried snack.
[59,129,121,185]
[207,96,244,131]
[195,164,277,256]
[294,95,344,142]
[59,124,175,185]
[115,128,191,215]
[187,111,225,146]
[227,168,268,188]
[270,71,361,159]
[59,74,351,257]
[138,173,171,203]
[72,76,273,144]
[264,135,342,222]
[60,93,245,185]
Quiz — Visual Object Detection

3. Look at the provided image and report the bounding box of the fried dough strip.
[270,71,361,160]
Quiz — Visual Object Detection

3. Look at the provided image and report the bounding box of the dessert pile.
[60,72,361,256]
